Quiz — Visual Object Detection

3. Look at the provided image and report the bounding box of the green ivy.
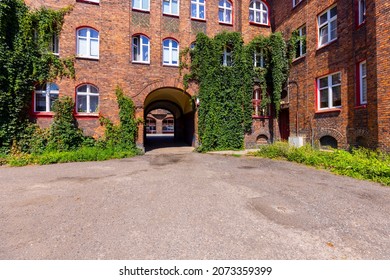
[181,31,293,151]
[0,0,74,152]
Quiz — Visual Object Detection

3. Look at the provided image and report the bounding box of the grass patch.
[250,142,390,186]
[1,146,141,167]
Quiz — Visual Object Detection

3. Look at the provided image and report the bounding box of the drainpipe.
[288,80,299,137]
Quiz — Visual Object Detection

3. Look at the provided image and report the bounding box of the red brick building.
[26,0,389,150]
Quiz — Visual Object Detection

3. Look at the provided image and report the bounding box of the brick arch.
[132,77,195,102]
[316,128,344,144]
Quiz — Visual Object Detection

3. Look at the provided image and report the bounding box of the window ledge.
[75,113,100,118]
[315,108,341,114]
[162,64,179,68]
[132,8,150,14]
[32,112,54,117]
[219,22,233,26]
[191,17,206,22]
[249,21,270,27]
[76,0,100,5]
[76,56,99,61]
[163,13,179,18]
[132,61,150,65]
[292,55,306,63]
[252,116,271,119]
[317,39,337,51]
[355,104,367,109]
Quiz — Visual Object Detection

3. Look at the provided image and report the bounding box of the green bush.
[252,143,390,186]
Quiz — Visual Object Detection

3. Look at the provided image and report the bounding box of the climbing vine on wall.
[181,31,294,151]
[0,0,74,152]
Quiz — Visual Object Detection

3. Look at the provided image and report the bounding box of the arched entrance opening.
[144,87,195,151]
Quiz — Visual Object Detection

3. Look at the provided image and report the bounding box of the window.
[254,49,264,68]
[358,61,367,104]
[133,0,150,11]
[358,0,366,25]
[293,0,302,7]
[162,118,174,133]
[249,0,269,25]
[132,35,150,63]
[252,88,270,117]
[219,0,232,24]
[191,0,205,20]
[76,84,99,114]
[163,0,179,16]
[317,72,341,110]
[318,6,337,47]
[163,39,179,66]
[222,46,232,66]
[146,118,156,134]
[77,28,99,58]
[34,83,59,112]
[49,34,59,55]
[295,25,306,58]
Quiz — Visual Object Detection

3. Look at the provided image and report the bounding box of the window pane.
[78,29,87,37]
[48,83,59,91]
[49,93,58,111]
[78,38,87,56]
[163,47,170,63]
[163,40,170,47]
[361,62,366,76]
[199,5,205,18]
[331,73,341,85]
[319,77,328,88]
[89,96,99,113]
[142,45,149,61]
[90,39,99,57]
[172,48,178,64]
[330,20,337,40]
[319,26,328,45]
[142,0,149,9]
[171,40,178,48]
[361,77,367,103]
[90,29,99,38]
[172,0,178,14]
[191,4,197,17]
[319,13,328,25]
[226,10,231,23]
[330,6,337,18]
[249,10,254,21]
[320,89,329,108]
[78,85,87,93]
[36,93,46,111]
[77,95,87,112]
[219,9,224,21]
[163,1,170,13]
[90,86,99,93]
[332,85,341,107]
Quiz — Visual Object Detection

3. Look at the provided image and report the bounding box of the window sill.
[292,55,306,63]
[317,39,337,51]
[76,56,99,61]
[252,116,271,119]
[32,112,54,117]
[315,108,341,114]
[76,0,99,5]
[219,21,233,26]
[191,17,206,23]
[163,13,179,18]
[75,113,100,118]
[356,20,366,30]
[132,61,150,65]
[162,64,179,68]
[355,104,367,109]
[249,21,270,27]
[132,8,150,14]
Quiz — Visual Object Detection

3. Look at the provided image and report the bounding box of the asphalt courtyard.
[0,146,389,259]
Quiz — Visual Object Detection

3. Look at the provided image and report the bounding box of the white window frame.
[76,84,99,114]
[49,34,59,55]
[162,39,179,66]
[76,27,99,59]
[252,89,270,118]
[133,0,150,11]
[34,83,59,113]
[358,0,366,25]
[222,46,232,66]
[132,35,150,64]
[295,25,306,58]
[318,5,337,47]
[293,0,302,7]
[317,72,342,110]
[163,0,179,16]
[254,49,264,68]
[218,0,232,24]
[359,61,367,104]
[249,0,269,25]
[191,0,206,20]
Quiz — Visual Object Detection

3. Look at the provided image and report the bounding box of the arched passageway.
[143,87,195,151]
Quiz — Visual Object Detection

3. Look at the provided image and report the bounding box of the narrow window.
[77,27,99,58]
[254,49,264,68]
[222,46,232,66]
[293,0,302,7]
[49,34,59,55]
[191,0,206,20]
[358,0,366,25]
[163,0,179,16]
[76,84,99,114]
[252,88,270,117]
[295,25,306,58]
[317,72,341,110]
[34,83,59,112]
[249,0,269,25]
[318,6,337,47]
[163,39,179,66]
[132,35,150,63]
[359,61,367,104]
[218,0,232,24]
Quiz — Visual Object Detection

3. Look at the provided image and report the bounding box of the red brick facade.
[26,0,389,150]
